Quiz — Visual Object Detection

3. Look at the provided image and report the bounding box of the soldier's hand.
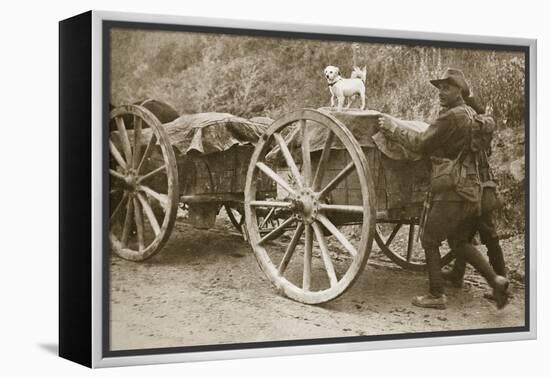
[378,114,397,135]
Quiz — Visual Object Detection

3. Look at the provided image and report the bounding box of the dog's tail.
[360,66,367,83]
[352,66,367,83]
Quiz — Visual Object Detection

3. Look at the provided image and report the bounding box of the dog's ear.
[336,67,340,75]
[362,66,367,72]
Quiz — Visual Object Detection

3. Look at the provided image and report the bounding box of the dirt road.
[110,213,525,351]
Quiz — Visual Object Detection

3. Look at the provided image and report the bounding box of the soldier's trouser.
[424,247,445,296]
[486,240,506,277]
[453,242,499,289]
[448,210,506,279]
[477,211,506,276]
[421,200,479,296]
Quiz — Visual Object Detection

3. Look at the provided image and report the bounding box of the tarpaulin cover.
[371,114,428,161]
[161,113,268,156]
[272,108,429,161]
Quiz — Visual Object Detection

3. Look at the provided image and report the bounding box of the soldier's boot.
[412,293,448,310]
[441,253,466,288]
[412,247,447,310]
[483,240,509,301]
[460,243,509,310]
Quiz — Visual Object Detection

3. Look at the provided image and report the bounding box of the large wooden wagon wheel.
[109,105,179,261]
[244,109,376,304]
[375,220,454,271]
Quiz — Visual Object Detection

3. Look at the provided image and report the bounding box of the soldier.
[444,94,507,298]
[378,68,509,310]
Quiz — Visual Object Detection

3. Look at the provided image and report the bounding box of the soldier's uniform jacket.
[387,97,480,203]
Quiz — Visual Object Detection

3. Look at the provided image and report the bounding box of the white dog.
[324,65,367,111]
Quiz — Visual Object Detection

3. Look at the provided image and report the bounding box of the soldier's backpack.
[470,114,502,212]
[470,114,496,156]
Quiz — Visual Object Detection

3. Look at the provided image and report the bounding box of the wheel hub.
[124,169,138,191]
[291,188,319,224]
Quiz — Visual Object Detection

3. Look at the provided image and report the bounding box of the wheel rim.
[109,105,179,261]
[244,109,376,304]
[375,221,455,271]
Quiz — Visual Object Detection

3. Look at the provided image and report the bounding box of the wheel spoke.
[137,133,158,174]
[133,197,145,251]
[319,204,364,214]
[132,115,142,169]
[109,169,127,182]
[274,132,303,188]
[316,214,357,257]
[110,192,128,221]
[138,164,167,183]
[303,224,313,290]
[312,131,334,191]
[385,223,402,247]
[265,125,300,161]
[258,216,295,245]
[109,140,127,170]
[250,200,291,208]
[255,162,296,196]
[137,192,161,236]
[312,222,338,287]
[301,120,312,187]
[318,162,355,199]
[259,208,276,229]
[277,223,304,276]
[120,194,134,247]
[115,116,133,164]
[138,185,168,210]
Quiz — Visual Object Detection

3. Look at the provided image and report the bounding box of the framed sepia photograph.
[59,10,537,368]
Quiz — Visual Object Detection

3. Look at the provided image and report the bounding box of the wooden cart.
[109,105,453,304]
[109,104,275,261]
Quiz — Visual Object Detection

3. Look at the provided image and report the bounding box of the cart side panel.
[180,145,276,198]
[378,155,430,218]
[313,148,429,218]
[305,109,430,219]
[313,148,386,210]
